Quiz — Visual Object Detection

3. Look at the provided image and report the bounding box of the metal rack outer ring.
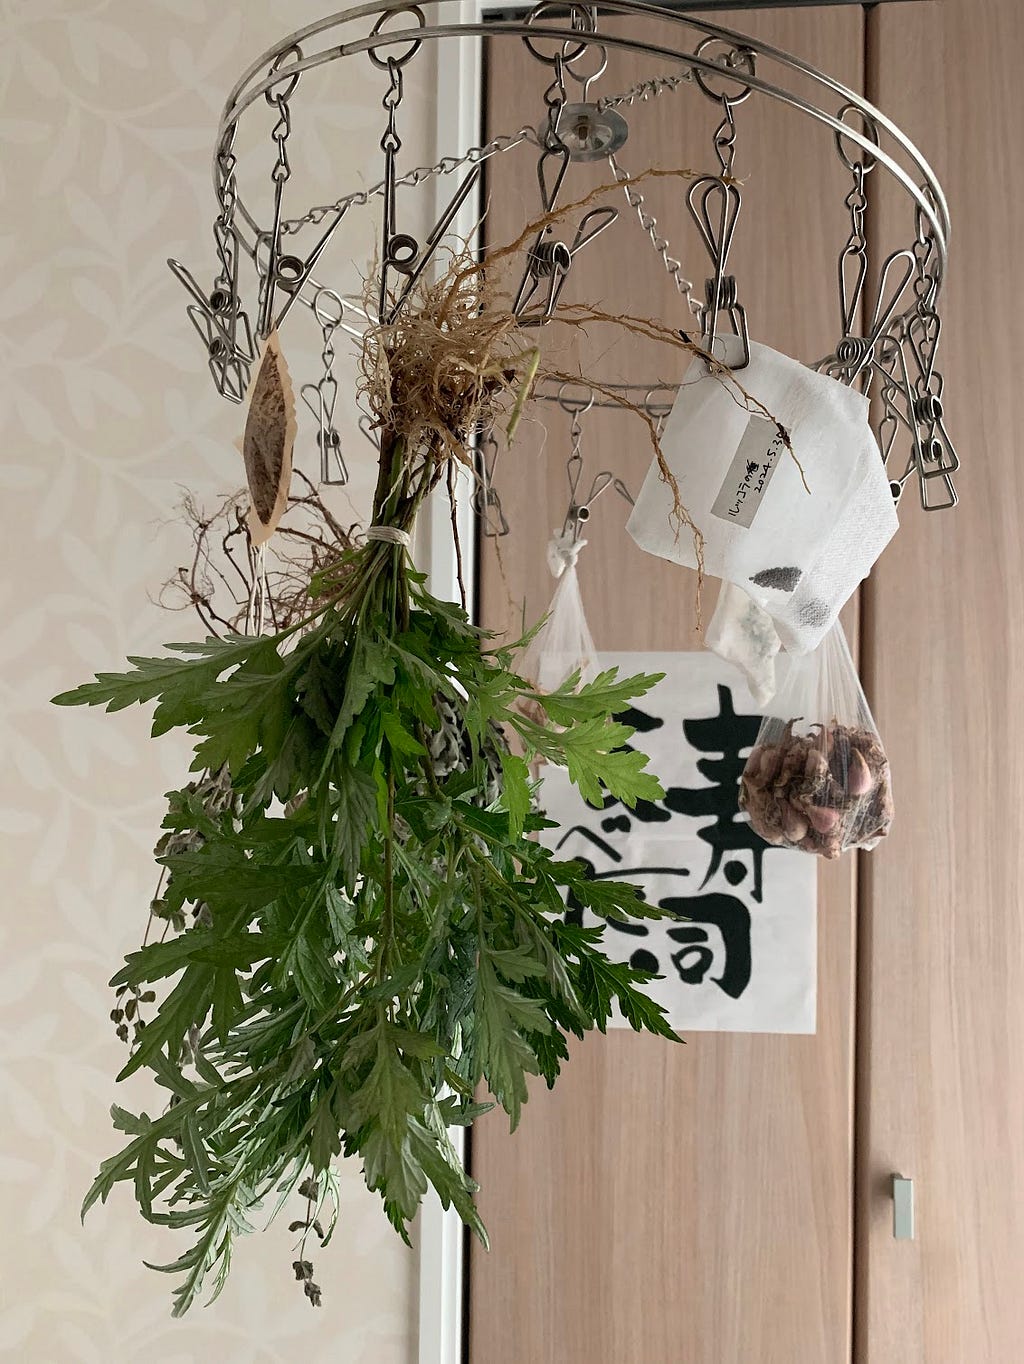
[214,0,949,304]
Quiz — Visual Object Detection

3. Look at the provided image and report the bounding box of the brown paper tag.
[239,330,296,546]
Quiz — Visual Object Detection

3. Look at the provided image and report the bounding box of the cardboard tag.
[239,330,296,546]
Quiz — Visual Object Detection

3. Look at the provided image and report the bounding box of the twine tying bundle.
[367,525,412,547]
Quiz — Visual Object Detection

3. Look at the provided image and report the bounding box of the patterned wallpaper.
[0,1,437,1358]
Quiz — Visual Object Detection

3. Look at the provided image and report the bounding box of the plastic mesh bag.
[518,530,597,695]
[627,336,898,655]
[739,621,893,858]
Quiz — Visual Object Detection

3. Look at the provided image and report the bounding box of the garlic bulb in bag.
[627,336,898,656]
[739,621,893,858]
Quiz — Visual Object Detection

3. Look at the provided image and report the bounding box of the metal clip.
[836,247,917,387]
[871,328,958,511]
[576,471,634,524]
[514,204,618,324]
[683,175,749,368]
[167,258,255,403]
[300,379,348,486]
[554,386,633,540]
[472,429,510,537]
[299,288,349,485]
[905,308,959,509]
[385,163,482,323]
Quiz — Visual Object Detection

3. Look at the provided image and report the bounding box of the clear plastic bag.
[626,336,898,655]
[739,621,893,858]
[519,530,597,694]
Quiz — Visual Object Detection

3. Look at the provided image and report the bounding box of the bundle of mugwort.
[53,247,685,1314]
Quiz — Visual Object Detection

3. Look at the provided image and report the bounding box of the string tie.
[367,525,411,546]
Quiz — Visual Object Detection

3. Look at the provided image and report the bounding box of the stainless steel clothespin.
[684,55,755,368]
[300,289,349,486]
[903,312,959,509]
[168,257,256,404]
[471,429,510,537]
[555,389,634,541]
[384,164,482,324]
[514,205,618,324]
[832,247,917,387]
[683,174,750,369]
[578,472,635,521]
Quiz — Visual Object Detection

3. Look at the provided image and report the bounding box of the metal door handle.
[892,1175,914,1240]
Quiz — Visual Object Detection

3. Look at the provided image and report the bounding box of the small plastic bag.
[519,530,597,695]
[739,621,893,858]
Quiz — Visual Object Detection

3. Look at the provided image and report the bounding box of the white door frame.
[417,5,485,1363]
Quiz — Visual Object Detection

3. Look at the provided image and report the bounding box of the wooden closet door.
[471,12,863,1363]
[857,4,1024,1360]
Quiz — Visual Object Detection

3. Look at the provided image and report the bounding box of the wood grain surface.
[471,11,864,1363]
[856,4,1024,1361]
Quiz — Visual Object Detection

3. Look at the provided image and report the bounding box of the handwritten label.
[710,416,787,529]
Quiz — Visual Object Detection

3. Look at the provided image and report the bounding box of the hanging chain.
[300,292,349,486]
[911,203,941,313]
[839,161,868,335]
[280,127,541,235]
[598,69,692,112]
[607,152,698,315]
[212,130,240,302]
[542,52,569,147]
[210,126,255,366]
[279,64,700,238]
[257,63,298,337]
[378,56,406,318]
[712,95,739,178]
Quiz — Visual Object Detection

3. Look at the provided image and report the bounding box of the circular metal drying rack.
[169,0,959,511]
[217,2,948,262]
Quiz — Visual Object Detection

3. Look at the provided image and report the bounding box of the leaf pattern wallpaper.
[0,1,437,1357]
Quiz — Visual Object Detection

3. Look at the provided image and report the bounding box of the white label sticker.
[710,415,787,529]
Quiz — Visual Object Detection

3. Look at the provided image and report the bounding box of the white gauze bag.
[627,336,898,657]
[518,530,598,694]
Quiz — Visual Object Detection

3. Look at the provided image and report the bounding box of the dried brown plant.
[159,471,357,637]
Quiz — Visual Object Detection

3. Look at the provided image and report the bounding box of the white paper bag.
[627,337,897,654]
